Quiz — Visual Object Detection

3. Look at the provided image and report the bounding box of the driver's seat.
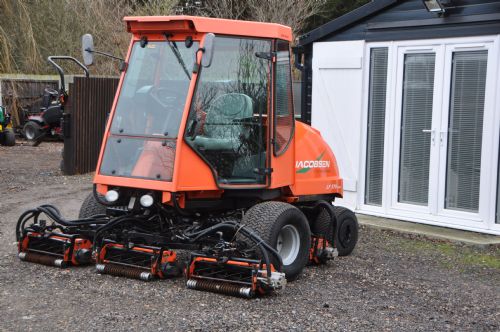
[193,93,253,151]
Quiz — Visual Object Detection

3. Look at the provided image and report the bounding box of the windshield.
[99,39,198,181]
[110,40,198,138]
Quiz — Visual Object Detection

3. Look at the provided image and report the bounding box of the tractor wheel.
[310,201,336,241]
[0,128,16,146]
[241,201,311,281]
[78,192,107,219]
[333,207,359,256]
[23,121,42,141]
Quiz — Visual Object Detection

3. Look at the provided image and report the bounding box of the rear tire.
[0,128,15,146]
[241,201,311,281]
[310,202,336,241]
[23,121,42,141]
[333,207,359,256]
[79,193,107,219]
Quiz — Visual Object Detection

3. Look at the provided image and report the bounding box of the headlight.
[140,194,154,208]
[105,190,119,203]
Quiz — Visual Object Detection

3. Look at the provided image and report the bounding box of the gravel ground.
[0,141,499,331]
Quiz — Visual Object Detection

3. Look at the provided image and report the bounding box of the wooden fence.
[62,76,119,175]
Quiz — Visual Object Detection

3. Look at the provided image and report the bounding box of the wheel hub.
[276,224,300,266]
[25,127,35,140]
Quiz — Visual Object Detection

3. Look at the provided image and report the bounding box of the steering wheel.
[149,86,182,109]
[44,88,59,96]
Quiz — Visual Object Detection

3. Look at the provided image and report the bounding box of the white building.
[298,0,500,234]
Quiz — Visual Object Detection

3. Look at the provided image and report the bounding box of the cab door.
[270,40,295,188]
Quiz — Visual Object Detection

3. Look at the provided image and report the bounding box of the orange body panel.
[270,130,295,189]
[291,122,343,197]
[124,16,292,41]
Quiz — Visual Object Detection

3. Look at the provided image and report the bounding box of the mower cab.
[93,16,343,204]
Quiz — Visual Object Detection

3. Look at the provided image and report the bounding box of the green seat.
[193,93,253,151]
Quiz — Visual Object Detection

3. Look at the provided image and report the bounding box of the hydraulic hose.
[184,222,283,278]
[16,204,109,241]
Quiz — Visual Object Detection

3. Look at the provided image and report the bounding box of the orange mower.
[16,16,358,298]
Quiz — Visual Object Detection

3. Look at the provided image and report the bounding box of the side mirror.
[82,34,94,66]
[201,33,215,68]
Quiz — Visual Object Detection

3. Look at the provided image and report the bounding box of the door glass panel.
[445,51,487,212]
[365,48,388,206]
[185,37,271,185]
[274,40,294,156]
[398,53,435,205]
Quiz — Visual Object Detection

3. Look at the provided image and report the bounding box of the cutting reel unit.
[16,205,106,268]
[186,254,286,298]
[16,203,288,298]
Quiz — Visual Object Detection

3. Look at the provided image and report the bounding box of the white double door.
[387,39,499,231]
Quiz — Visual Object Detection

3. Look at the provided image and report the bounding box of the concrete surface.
[357,214,500,248]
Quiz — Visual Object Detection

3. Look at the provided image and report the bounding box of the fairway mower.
[16,16,358,298]
[23,56,89,145]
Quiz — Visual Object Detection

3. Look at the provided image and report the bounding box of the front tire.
[79,193,107,219]
[1,128,15,146]
[241,201,311,281]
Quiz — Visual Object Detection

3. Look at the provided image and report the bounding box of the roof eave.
[298,0,399,46]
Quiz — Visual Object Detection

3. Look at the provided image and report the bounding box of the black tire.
[23,121,42,141]
[241,201,311,281]
[78,192,107,219]
[333,207,358,256]
[1,128,16,146]
[310,202,336,241]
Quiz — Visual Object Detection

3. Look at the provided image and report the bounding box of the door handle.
[422,129,435,144]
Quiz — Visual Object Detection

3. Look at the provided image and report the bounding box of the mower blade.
[18,232,93,267]
[186,254,286,298]
[96,241,178,281]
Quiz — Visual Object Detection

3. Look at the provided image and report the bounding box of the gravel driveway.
[0,141,499,331]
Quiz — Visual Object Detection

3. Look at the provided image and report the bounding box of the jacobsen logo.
[296,151,330,174]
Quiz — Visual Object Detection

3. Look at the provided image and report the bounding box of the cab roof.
[124,15,293,41]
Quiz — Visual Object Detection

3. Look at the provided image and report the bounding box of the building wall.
[311,40,365,210]
[312,35,500,235]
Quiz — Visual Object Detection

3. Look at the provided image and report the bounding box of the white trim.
[488,35,500,232]
[353,209,500,236]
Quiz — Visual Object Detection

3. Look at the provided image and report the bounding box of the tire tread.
[78,193,107,219]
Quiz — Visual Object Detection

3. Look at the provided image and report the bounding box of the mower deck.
[16,202,338,298]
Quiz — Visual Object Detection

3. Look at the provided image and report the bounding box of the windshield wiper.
[164,33,191,80]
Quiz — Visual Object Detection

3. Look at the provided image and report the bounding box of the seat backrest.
[204,93,253,139]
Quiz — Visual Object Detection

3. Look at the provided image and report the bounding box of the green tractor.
[0,105,16,146]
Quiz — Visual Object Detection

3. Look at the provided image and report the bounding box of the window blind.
[398,53,435,206]
[365,48,388,206]
[445,51,487,212]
